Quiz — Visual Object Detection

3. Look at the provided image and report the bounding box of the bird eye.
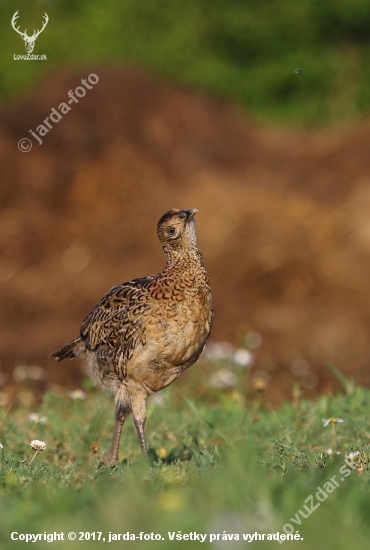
[168,227,176,235]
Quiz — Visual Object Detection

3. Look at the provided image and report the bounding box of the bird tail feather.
[50,337,85,361]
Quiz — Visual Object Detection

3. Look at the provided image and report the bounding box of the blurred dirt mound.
[2,67,370,399]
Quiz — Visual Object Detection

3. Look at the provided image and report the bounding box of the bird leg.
[131,394,148,454]
[104,404,130,464]
[134,418,147,454]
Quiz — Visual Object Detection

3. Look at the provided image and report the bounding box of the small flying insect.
[294,68,303,74]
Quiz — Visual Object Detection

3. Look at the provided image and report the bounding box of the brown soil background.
[2,68,370,402]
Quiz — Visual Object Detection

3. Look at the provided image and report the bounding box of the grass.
[4,0,370,125]
[1,360,370,549]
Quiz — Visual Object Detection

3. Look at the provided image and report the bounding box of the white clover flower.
[30,440,46,452]
[69,389,87,400]
[28,412,47,424]
[233,349,254,367]
[322,418,344,427]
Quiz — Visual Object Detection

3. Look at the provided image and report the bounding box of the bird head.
[157,209,199,258]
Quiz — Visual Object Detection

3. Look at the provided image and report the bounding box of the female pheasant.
[51,209,214,463]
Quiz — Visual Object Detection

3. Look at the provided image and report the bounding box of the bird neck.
[164,247,204,274]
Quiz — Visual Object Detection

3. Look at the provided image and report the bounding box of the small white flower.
[69,389,87,400]
[326,449,341,456]
[28,412,47,424]
[233,349,254,367]
[208,369,237,388]
[322,418,344,427]
[30,440,46,452]
[28,439,46,466]
[204,341,235,361]
[0,443,3,450]
[345,451,359,461]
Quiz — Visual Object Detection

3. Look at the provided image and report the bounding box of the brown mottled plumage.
[50,209,214,463]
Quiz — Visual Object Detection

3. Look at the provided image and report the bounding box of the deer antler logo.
[11,11,49,54]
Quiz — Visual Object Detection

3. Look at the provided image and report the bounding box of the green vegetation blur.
[1,371,370,550]
[3,0,370,125]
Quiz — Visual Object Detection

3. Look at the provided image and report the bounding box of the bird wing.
[80,277,154,376]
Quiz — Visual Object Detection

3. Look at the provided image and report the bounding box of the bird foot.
[100,454,118,467]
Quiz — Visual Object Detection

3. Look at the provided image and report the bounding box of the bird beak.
[185,209,199,221]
